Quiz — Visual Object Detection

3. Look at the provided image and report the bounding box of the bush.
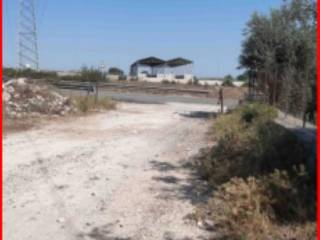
[201,167,315,240]
[80,66,105,82]
[201,104,302,185]
[239,103,278,123]
[222,78,235,87]
[73,96,116,113]
[195,103,315,239]
[161,80,170,84]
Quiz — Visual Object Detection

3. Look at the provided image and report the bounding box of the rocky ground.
[4,102,219,240]
[3,78,77,119]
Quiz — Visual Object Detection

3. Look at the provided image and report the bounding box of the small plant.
[73,96,116,113]
[161,80,170,84]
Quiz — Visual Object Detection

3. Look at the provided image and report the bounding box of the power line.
[18,0,39,70]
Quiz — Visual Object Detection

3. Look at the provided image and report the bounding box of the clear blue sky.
[4,0,283,77]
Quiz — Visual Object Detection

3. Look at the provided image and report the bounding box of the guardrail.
[53,81,211,97]
[53,82,94,92]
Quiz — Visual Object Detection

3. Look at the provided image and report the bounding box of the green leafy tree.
[224,74,234,81]
[239,0,316,121]
[236,72,249,82]
[108,67,124,76]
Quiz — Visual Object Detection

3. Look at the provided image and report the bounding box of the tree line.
[3,66,125,82]
[239,0,316,121]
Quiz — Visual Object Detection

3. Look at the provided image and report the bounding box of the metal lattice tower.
[18,0,39,70]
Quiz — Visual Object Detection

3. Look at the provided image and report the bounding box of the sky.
[3,0,283,77]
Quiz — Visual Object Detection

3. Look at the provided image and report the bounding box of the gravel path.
[4,102,217,240]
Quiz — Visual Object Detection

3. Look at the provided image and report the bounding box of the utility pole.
[18,0,39,70]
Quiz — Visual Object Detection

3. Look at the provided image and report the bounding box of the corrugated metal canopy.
[166,58,193,67]
[132,57,166,67]
[131,57,193,67]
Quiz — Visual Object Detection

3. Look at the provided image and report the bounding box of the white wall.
[198,79,245,87]
[198,79,222,86]
[138,73,193,84]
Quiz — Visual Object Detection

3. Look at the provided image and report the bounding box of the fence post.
[95,81,99,103]
[219,87,224,114]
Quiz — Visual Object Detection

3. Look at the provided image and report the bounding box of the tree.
[224,74,234,81]
[239,0,316,121]
[222,79,235,87]
[236,72,249,81]
[108,67,124,76]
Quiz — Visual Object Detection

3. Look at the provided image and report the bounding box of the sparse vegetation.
[3,67,58,80]
[80,66,106,82]
[73,96,116,113]
[222,78,235,87]
[195,103,315,240]
[193,78,199,85]
[161,80,170,84]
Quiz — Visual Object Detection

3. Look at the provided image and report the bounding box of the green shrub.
[222,79,235,87]
[201,105,301,185]
[161,80,170,84]
[239,103,278,123]
[195,103,315,239]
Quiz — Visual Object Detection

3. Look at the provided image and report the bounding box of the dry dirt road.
[4,102,218,240]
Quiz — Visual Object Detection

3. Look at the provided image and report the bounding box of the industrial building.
[130,57,194,83]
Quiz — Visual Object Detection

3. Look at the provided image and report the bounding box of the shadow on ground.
[179,111,218,119]
[78,222,209,240]
[77,223,131,240]
[149,158,211,206]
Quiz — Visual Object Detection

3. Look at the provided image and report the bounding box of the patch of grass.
[73,95,116,113]
[195,103,315,240]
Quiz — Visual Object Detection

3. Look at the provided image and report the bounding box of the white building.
[197,79,246,87]
[130,57,194,84]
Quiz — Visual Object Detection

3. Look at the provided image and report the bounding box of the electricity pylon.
[18,0,39,70]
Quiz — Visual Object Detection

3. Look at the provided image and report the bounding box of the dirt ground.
[4,102,218,240]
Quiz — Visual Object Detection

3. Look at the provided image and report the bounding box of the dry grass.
[195,103,316,240]
[73,95,116,113]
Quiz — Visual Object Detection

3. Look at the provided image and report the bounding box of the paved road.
[61,89,240,109]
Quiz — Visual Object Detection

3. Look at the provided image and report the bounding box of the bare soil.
[4,102,217,240]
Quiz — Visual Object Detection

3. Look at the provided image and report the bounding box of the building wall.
[106,74,120,81]
[198,79,245,87]
[57,71,80,77]
[138,73,193,83]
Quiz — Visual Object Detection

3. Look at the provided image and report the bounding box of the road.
[61,89,240,109]
[4,102,218,240]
